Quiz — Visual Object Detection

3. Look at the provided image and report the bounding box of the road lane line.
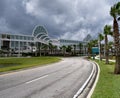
[26,75,49,84]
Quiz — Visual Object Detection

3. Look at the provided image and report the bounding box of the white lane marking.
[26,75,49,84]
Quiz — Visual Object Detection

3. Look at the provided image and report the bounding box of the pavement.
[0,57,97,98]
[95,55,115,62]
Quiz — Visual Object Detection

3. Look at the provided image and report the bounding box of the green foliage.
[98,33,104,41]
[110,2,120,18]
[66,45,72,52]
[104,25,112,35]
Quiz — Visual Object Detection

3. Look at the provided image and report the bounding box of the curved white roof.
[32,25,50,43]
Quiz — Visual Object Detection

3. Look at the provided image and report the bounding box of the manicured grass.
[92,60,120,98]
[0,57,61,73]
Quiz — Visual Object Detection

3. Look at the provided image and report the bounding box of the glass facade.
[0,25,87,54]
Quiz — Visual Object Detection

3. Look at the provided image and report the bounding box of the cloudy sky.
[0,0,119,40]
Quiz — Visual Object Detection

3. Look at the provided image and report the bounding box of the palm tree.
[110,2,120,74]
[38,42,42,56]
[98,33,104,61]
[30,42,35,56]
[53,45,57,55]
[79,43,83,56]
[49,42,54,54]
[61,45,66,56]
[103,25,112,64]
[66,45,72,55]
[42,44,48,56]
[73,44,76,55]
[87,42,92,57]
[87,39,98,59]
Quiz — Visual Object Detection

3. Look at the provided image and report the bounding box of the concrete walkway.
[95,55,115,62]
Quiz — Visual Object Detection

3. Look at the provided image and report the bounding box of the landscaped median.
[0,57,61,73]
[91,60,120,98]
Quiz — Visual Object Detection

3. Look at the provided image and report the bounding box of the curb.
[73,61,96,98]
[87,61,100,98]
[75,60,100,98]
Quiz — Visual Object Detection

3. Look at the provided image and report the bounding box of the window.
[7,35,10,39]
[15,41,18,47]
[11,41,14,47]
[20,36,23,40]
[10,35,14,39]
[2,34,6,38]
[15,35,19,39]
[24,36,27,40]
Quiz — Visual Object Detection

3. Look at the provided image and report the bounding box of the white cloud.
[23,0,116,40]
[0,0,119,40]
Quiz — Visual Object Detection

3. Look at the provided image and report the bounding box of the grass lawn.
[0,57,61,73]
[92,60,120,98]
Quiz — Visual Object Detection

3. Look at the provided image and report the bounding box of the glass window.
[11,41,14,47]
[15,41,18,47]
[24,36,26,40]
[28,37,30,40]
[2,34,6,38]
[31,37,34,40]
[20,42,23,47]
[16,35,19,39]
[20,36,23,40]
[10,35,14,39]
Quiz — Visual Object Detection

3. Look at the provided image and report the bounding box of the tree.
[53,45,57,55]
[110,2,120,74]
[78,43,83,55]
[87,42,92,57]
[30,42,35,56]
[38,42,42,56]
[61,45,66,56]
[98,33,104,61]
[87,39,98,58]
[49,42,54,54]
[42,44,48,56]
[73,44,76,55]
[66,45,72,54]
[103,25,112,64]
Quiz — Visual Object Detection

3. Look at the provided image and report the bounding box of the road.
[0,57,93,98]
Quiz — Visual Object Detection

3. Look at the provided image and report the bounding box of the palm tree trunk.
[99,42,102,61]
[105,34,109,64]
[113,18,120,74]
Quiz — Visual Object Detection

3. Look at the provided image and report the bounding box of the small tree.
[61,45,66,56]
[66,45,72,54]
[79,43,83,55]
[103,25,112,64]
[73,44,76,55]
[98,33,104,61]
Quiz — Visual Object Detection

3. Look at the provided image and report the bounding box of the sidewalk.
[95,55,115,62]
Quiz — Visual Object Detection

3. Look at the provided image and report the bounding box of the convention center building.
[0,25,87,55]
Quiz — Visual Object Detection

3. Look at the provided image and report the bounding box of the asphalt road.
[0,57,93,98]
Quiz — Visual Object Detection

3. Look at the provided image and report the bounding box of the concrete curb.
[73,61,95,98]
[87,61,100,98]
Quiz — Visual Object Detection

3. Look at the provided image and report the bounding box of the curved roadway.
[0,57,93,98]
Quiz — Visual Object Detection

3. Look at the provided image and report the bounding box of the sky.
[0,0,119,41]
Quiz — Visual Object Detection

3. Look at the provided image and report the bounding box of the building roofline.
[0,33,34,37]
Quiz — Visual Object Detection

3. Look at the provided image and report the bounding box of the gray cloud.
[0,0,119,40]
